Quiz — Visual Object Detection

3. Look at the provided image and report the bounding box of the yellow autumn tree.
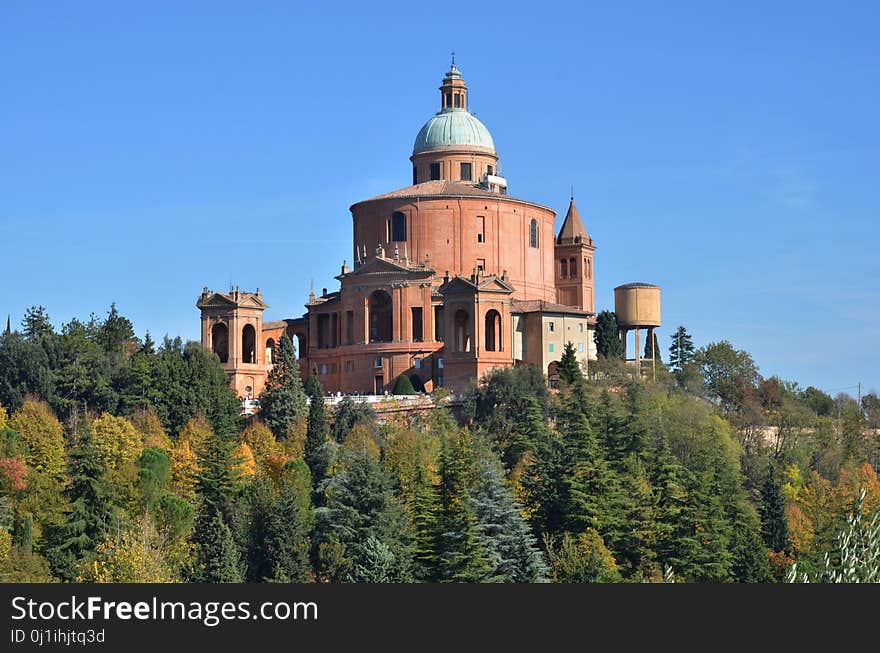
[169,439,199,501]
[178,415,213,453]
[241,421,280,465]
[92,413,143,471]
[232,442,256,481]
[131,408,172,451]
[835,462,880,515]
[82,518,177,583]
[0,403,8,429]
[0,529,11,562]
[8,398,65,479]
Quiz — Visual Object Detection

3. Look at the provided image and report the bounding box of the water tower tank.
[614,283,661,327]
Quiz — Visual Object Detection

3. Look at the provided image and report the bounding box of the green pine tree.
[558,341,583,385]
[315,448,413,582]
[434,430,493,582]
[668,326,695,371]
[44,415,115,581]
[470,455,548,582]
[259,334,307,440]
[194,509,243,582]
[264,481,312,582]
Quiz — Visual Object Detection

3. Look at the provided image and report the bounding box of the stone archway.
[211,322,229,363]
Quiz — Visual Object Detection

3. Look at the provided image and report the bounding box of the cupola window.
[430,163,441,181]
[460,162,472,181]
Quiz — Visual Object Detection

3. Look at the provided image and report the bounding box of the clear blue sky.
[1,2,877,397]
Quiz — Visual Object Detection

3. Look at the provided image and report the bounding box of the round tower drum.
[614,283,661,327]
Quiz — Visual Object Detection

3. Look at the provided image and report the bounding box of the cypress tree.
[393,374,416,395]
[259,334,307,440]
[305,377,331,496]
[759,465,790,554]
[644,331,662,363]
[593,310,624,359]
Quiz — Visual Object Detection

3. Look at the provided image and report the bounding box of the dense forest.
[1,305,878,583]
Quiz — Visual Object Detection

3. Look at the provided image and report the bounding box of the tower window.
[460,162,472,181]
[560,259,568,278]
[529,219,539,248]
[477,215,485,243]
[454,94,461,108]
[445,92,452,108]
[392,211,406,242]
[430,163,441,181]
[476,258,485,273]
[569,257,577,276]
[413,166,418,185]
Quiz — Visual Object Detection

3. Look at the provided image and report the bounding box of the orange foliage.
[0,456,28,492]
[263,453,293,484]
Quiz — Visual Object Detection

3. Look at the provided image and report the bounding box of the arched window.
[211,322,228,363]
[391,211,406,242]
[484,310,501,352]
[560,259,568,278]
[242,324,256,364]
[569,257,577,277]
[454,309,470,352]
[265,338,276,365]
[369,290,393,343]
[529,219,539,248]
[585,258,592,279]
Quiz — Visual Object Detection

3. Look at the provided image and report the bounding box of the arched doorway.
[211,322,229,363]
[454,309,470,352]
[484,310,501,352]
[369,290,393,343]
[242,324,256,364]
[265,338,276,365]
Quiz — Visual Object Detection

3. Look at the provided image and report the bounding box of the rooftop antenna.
[451,50,456,67]
[571,184,574,201]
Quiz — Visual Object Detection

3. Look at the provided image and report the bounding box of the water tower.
[613,282,661,378]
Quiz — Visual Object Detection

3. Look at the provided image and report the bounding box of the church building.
[198,62,598,397]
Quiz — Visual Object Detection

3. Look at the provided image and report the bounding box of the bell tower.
[197,285,269,398]
[554,197,596,312]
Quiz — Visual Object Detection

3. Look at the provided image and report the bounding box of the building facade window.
[345,360,354,373]
[430,163,441,180]
[548,343,555,353]
[211,322,229,364]
[476,258,485,273]
[411,307,423,342]
[487,164,494,176]
[477,215,485,242]
[579,323,584,332]
[529,219,539,248]
[578,342,584,353]
[460,162,472,181]
[548,321,555,332]
[569,257,577,276]
[374,356,383,368]
[391,211,406,242]
[484,309,501,352]
[560,259,568,278]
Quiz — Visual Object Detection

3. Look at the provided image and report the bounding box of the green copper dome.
[412,109,495,155]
